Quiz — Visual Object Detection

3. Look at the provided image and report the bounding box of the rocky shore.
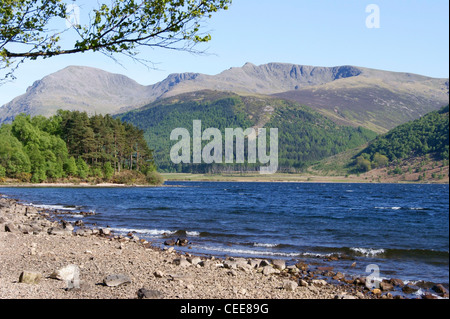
[1,194,447,300]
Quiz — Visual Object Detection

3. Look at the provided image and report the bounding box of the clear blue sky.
[0,0,448,106]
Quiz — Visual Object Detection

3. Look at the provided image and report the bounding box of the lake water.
[1,182,448,288]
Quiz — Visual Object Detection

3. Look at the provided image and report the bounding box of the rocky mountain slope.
[1,63,448,132]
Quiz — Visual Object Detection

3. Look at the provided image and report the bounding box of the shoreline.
[1,193,448,300]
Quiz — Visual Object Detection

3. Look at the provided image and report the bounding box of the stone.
[282,280,298,291]
[272,259,286,270]
[164,239,176,246]
[100,228,111,236]
[380,281,394,291]
[296,262,308,271]
[5,223,16,233]
[372,288,382,296]
[402,284,419,294]
[50,264,80,282]
[137,288,164,299]
[187,257,202,265]
[299,279,309,287]
[173,257,191,267]
[176,238,189,246]
[48,227,72,236]
[432,284,448,295]
[389,278,405,287]
[332,272,345,281]
[19,271,42,284]
[262,265,278,276]
[312,279,328,286]
[103,274,132,287]
[248,259,261,268]
[154,270,165,278]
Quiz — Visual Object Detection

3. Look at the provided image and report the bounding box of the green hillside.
[352,105,449,172]
[117,90,377,172]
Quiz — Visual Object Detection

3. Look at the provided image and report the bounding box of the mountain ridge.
[0,62,448,132]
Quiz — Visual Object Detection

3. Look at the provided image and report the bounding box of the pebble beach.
[1,193,447,300]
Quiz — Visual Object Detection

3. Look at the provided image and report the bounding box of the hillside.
[360,105,449,163]
[116,90,377,173]
[309,105,449,182]
[1,63,448,132]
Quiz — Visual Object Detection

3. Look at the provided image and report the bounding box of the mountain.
[116,90,378,172]
[0,66,154,123]
[1,63,448,131]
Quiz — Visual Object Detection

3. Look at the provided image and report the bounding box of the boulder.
[402,284,419,294]
[389,278,405,287]
[19,271,42,284]
[272,259,286,271]
[380,281,394,291]
[432,284,448,295]
[103,274,132,287]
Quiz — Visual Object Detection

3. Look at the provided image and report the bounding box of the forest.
[0,111,162,184]
[353,105,449,172]
[117,91,378,173]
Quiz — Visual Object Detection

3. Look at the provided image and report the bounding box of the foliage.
[1,0,231,82]
[0,110,160,184]
[117,91,378,173]
[355,105,449,171]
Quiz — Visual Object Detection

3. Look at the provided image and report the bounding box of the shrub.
[16,172,32,183]
[146,171,164,185]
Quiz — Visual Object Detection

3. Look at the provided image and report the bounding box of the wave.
[253,243,279,248]
[374,206,430,211]
[110,227,176,236]
[29,203,80,211]
[197,246,301,258]
[350,247,385,257]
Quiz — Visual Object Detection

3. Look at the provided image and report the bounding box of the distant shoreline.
[160,173,449,185]
[1,173,448,187]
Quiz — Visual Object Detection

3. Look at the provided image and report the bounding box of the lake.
[1,182,448,288]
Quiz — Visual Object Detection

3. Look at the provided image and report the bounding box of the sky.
[0,0,449,106]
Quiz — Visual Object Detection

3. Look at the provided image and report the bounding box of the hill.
[309,105,449,182]
[116,90,377,173]
[359,104,449,163]
[1,63,448,132]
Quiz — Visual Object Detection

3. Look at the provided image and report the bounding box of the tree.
[355,155,371,172]
[1,0,231,82]
[372,153,389,168]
